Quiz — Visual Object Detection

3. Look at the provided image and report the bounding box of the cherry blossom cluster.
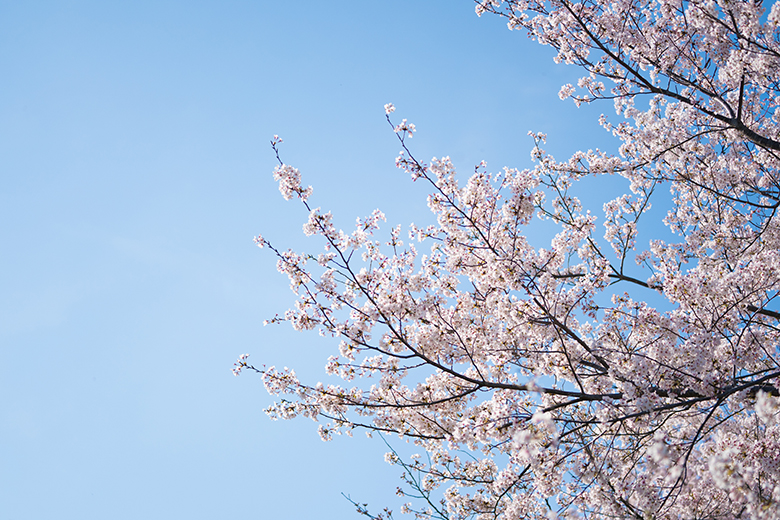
[231,353,250,376]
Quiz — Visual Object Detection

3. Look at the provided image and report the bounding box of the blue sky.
[1,1,619,519]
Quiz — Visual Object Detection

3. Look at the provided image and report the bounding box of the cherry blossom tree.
[235,1,780,518]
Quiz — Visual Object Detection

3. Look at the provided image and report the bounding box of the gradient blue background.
[1,1,617,518]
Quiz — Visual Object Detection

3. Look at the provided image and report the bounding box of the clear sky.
[1,1,617,519]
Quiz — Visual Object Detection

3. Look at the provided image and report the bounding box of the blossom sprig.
[269,134,313,202]
[232,353,251,376]
[393,119,415,138]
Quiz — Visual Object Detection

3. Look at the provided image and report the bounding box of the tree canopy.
[236,1,780,518]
